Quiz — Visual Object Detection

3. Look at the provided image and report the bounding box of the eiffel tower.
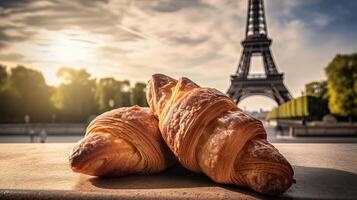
[227,0,291,105]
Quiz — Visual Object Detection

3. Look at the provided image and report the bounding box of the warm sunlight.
[47,35,92,63]
[15,29,105,85]
[1,1,357,199]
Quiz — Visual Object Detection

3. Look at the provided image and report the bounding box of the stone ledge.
[0,143,356,199]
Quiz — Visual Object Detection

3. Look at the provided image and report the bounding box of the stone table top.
[0,143,357,200]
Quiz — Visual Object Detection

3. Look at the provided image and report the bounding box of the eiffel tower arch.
[227,0,292,105]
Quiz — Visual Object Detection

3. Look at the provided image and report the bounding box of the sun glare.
[15,29,105,85]
[48,35,92,63]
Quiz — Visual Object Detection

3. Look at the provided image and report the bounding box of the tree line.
[304,53,357,121]
[1,53,356,123]
[0,65,147,123]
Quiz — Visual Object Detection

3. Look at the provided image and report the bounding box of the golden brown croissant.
[146,74,294,195]
[69,106,173,176]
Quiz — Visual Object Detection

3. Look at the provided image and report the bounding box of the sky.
[0,0,356,111]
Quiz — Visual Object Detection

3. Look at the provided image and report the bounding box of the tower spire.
[246,0,268,38]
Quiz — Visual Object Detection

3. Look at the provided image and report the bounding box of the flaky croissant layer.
[146,74,294,195]
[69,106,173,177]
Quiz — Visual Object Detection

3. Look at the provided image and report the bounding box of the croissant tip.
[151,73,170,80]
[70,165,80,173]
[68,149,85,172]
[68,133,110,174]
[152,73,165,76]
[256,173,293,195]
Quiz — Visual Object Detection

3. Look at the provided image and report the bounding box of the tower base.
[227,74,291,105]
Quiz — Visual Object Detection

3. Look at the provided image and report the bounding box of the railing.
[247,74,267,79]
[231,73,283,81]
[0,123,87,135]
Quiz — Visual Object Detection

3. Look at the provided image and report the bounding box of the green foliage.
[0,65,53,122]
[305,81,328,101]
[0,65,14,120]
[0,64,149,122]
[52,67,98,122]
[95,78,131,113]
[0,64,7,85]
[131,82,148,107]
[325,53,357,117]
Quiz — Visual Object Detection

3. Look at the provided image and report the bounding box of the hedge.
[266,96,328,120]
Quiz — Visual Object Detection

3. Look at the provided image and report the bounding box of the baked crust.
[69,106,173,176]
[146,74,294,195]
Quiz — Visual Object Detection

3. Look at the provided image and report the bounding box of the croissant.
[69,106,173,176]
[146,74,294,195]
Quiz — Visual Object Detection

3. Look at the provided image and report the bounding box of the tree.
[131,82,148,107]
[96,78,131,113]
[0,64,152,122]
[325,53,357,120]
[0,64,7,85]
[5,65,53,122]
[0,65,15,121]
[52,67,98,122]
[119,80,132,107]
[304,80,329,118]
[305,81,328,100]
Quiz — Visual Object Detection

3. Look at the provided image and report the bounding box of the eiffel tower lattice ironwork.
[227,0,292,105]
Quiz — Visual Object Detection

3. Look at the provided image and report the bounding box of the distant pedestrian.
[39,129,47,143]
[29,128,35,143]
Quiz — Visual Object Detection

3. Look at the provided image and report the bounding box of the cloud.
[311,14,332,27]
[168,35,210,46]
[143,0,211,13]
[0,52,26,62]
[0,25,34,48]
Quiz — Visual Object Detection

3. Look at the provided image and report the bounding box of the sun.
[47,34,92,63]
[13,29,117,86]
[17,29,103,85]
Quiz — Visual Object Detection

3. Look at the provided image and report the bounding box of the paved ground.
[1,143,356,200]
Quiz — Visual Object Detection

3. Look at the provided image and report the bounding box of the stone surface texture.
[0,143,357,199]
